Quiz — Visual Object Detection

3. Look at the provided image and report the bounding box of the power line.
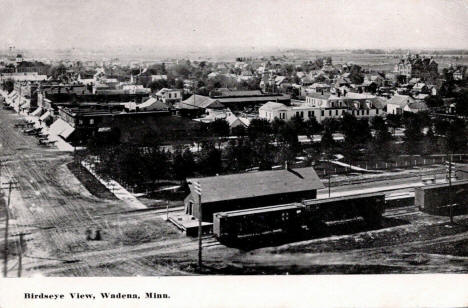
[2,180,18,277]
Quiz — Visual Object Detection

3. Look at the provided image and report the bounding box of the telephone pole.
[3,180,18,277]
[448,154,454,224]
[17,233,24,277]
[193,181,203,270]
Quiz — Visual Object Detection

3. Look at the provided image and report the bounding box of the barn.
[185,167,324,222]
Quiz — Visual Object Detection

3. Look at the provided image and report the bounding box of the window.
[321,110,324,116]
[168,93,171,98]
[89,118,94,125]
[300,111,304,118]
[329,110,332,116]
[342,110,345,115]
[366,109,369,115]
[376,109,379,114]
[335,110,338,116]
[79,119,83,125]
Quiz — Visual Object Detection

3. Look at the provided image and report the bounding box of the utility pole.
[17,233,24,277]
[193,181,203,270]
[448,154,454,224]
[328,172,331,198]
[3,180,17,277]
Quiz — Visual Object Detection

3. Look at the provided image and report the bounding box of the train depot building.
[170,167,324,236]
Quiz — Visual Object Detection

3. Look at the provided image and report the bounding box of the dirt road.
[0,109,197,276]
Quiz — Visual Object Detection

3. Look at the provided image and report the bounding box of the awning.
[59,125,75,140]
[40,111,51,121]
[31,107,43,116]
[49,118,73,136]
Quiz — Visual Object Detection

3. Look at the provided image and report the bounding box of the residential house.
[386,94,427,114]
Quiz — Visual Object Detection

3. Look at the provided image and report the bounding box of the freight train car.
[213,203,305,242]
[415,180,468,216]
[213,192,386,241]
[302,192,386,227]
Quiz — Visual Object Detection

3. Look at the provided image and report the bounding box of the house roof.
[259,101,289,111]
[406,101,428,111]
[176,94,225,109]
[216,95,290,104]
[138,97,168,111]
[387,94,415,107]
[187,167,324,204]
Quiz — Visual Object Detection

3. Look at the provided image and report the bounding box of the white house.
[260,92,385,123]
[155,88,182,104]
[386,94,416,114]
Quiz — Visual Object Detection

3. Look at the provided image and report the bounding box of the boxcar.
[303,192,386,226]
[415,180,468,215]
[213,203,305,241]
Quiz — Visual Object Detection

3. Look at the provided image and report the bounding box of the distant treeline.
[350,49,468,55]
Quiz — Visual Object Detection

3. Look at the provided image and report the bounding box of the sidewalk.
[81,161,146,210]
[328,160,380,173]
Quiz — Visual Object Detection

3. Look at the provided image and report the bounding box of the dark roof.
[216,94,290,104]
[187,167,324,204]
[176,94,225,109]
[212,90,263,97]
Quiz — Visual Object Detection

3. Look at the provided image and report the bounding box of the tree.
[403,114,424,154]
[247,118,272,139]
[370,116,386,131]
[321,118,340,133]
[386,113,402,135]
[252,136,275,170]
[271,118,286,136]
[210,119,230,137]
[278,122,301,156]
[340,113,371,161]
[434,119,449,137]
[173,148,195,182]
[143,147,170,184]
[198,142,222,176]
[231,125,246,137]
[372,119,393,159]
[48,64,67,79]
[148,79,169,92]
[320,129,335,159]
[445,119,467,154]
[424,95,444,108]
[224,139,254,172]
[304,117,322,137]
[1,78,14,93]
[454,89,468,116]
[288,115,306,135]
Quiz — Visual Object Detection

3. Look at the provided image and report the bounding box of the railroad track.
[384,205,419,218]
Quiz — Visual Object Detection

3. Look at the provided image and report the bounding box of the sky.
[1,0,468,51]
